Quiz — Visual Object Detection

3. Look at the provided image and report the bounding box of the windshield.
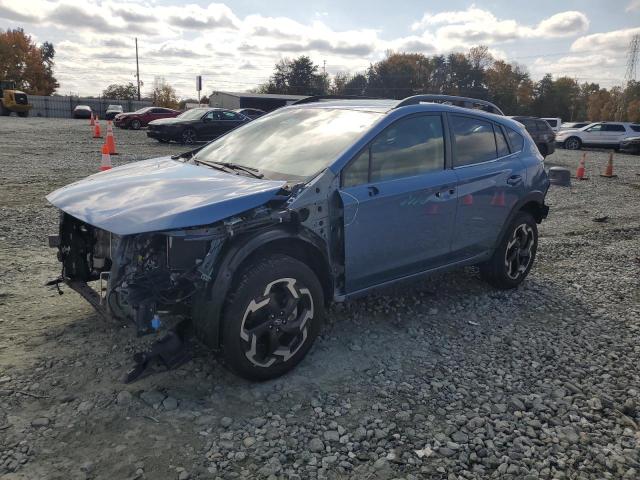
[107,105,122,110]
[178,109,209,120]
[194,107,382,179]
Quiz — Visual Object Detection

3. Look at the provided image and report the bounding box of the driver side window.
[342,115,445,188]
[586,124,603,132]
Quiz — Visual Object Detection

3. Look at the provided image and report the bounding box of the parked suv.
[511,116,556,157]
[556,122,640,150]
[46,95,549,380]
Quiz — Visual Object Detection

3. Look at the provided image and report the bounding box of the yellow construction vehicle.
[0,81,32,117]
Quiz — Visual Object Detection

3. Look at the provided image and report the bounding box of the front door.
[339,114,458,293]
[581,123,604,145]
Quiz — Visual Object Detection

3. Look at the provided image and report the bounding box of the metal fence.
[28,95,153,119]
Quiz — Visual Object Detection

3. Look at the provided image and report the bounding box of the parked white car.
[556,122,640,150]
[542,117,562,132]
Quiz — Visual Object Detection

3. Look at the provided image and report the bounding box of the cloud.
[410,7,589,48]
[111,7,156,23]
[536,11,589,37]
[102,38,131,48]
[48,4,114,31]
[271,39,375,56]
[166,4,239,30]
[0,2,39,22]
[149,44,208,58]
[570,26,640,53]
[627,0,640,12]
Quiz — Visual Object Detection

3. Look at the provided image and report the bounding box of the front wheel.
[564,136,581,150]
[480,212,538,290]
[220,254,324,381]
[17,111,28,117]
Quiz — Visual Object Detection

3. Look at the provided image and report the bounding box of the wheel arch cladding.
[192,227,332,349]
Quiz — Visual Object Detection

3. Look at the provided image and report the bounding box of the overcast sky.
[0,0,638,98]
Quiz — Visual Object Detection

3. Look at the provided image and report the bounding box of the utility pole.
[135,37,141,101]
[323,60,326,75]
[617,34,639,121]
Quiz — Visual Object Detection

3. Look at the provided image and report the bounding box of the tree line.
[257,48,640,122]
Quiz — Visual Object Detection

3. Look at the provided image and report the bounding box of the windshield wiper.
[205,161,264,179]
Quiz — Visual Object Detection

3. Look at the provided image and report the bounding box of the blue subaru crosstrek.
[47,95,550,380]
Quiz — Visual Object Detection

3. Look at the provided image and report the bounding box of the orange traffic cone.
[105,121,117,154]
[93,116,102,139]
[462,194,473,205]
[89,112,95,126]
[575,153,588,180]
[100,144,112,171]
[600,151,617,178]
[490,191,506,207]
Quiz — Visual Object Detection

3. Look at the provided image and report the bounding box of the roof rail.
[291,95,384,105]
[394,94,504,116]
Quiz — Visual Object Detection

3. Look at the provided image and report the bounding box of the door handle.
[435,188,455,198]
[367,186,379,197]
[507,175,523,186]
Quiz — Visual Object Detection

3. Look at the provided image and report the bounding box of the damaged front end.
[48,204,292,335]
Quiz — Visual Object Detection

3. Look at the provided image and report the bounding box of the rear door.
[339,113,458,293]
[450,114,527,259]
[219,110,248,136]
[602,123,627,145]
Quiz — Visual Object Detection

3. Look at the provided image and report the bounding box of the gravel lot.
[0,117,639,480]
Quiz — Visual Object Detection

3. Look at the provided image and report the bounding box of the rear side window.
[342,115,445,186]
[535,120,551,132]
[506,128,524,152]
[631,125,640,132]
[495,127,510,157]
[603,124,626,132]
[451,115,497,166]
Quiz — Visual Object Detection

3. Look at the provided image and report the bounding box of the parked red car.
[114,107,180,130]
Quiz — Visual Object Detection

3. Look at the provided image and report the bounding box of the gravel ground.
[0,117,639,480]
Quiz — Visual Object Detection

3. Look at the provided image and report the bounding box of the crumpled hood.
[46,157,287,235]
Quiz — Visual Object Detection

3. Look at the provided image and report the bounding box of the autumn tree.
[260,56,328,95]
[152,82,179,109]
[0,28,58,95]
[102,82,138,99]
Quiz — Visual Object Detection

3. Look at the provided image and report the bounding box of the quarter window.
[451,115,497,166]
[506,128,524,153]
[342,115,445,186]
[495,127,510,157]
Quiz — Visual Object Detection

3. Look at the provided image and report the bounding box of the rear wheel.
[0,104,9,116]
[480,212,538,289]
[564,136,581,150]
[181,129,196,144]
[17,111,28,117]
[220,254,324,381]
[130,119,141,130]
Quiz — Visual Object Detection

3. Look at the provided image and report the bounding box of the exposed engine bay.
[50,204,296,335]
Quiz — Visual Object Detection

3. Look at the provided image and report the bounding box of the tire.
[157,138,169,143]
[17,111,28,117]
[220,254,324,381]
[0,104,9,116]
[480,212,538,290]
[130,119,141,130]
[564,136,581,150]
[181,128,197,144]
[537,143,548,157]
